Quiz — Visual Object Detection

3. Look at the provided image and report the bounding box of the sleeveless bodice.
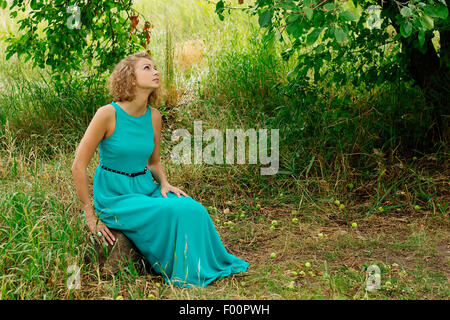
[98,101,154,173]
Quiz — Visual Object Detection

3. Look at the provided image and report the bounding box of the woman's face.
[134,58,160,90]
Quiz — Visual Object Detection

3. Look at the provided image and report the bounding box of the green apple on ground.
[286,281,295,289]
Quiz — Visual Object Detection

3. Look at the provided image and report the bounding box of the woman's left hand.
[160,183,189,198]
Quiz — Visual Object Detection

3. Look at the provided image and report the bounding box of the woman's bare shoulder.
[150,106,161,118]
[98,103,115,115]
[94,104,116,122]
[93,104,116,139]
[150,107,162,126]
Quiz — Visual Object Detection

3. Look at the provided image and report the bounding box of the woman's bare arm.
[71,105,115,245]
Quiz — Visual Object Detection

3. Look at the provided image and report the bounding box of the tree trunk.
[84,228,151,278]
[380,1,449,150]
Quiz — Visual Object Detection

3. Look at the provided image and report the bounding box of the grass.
[0,0,449,300]
[0,135,448,299]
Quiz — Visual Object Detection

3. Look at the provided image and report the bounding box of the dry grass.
[1,127,448,299]
[174,39,206,72]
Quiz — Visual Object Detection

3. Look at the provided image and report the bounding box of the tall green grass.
[0,191,88,299]
[200,14,446,179]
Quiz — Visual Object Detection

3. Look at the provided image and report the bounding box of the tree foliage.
[2,0,154,85]
[215,0,449,144]
[217,0,447,85]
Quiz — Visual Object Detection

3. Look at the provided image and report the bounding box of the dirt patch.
[219,207,449,283]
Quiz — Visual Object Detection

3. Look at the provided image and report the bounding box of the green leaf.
[215,1,224,14]
[418,30,425,47]
[304,7,313,21]
[334,27,347,43]
[424,3,448,19]
[324,3,335,11]
[30,0,38,10]
[276,2,296,11]
[286,20,304,38]
[259,9,274,28]
[286,13,302,23]
[339,10,358,22]
[400,7,412,17]
[306,28,322,46]
[420,15,434,30]
[400,21,413,37]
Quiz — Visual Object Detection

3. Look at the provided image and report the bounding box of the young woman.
[71,51,249,288]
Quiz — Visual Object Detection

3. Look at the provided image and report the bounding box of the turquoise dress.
[92,101,249,288]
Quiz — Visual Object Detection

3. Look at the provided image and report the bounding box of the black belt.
[100,165,148,177]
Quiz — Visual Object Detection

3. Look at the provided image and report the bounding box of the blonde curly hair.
[107,51,161,106]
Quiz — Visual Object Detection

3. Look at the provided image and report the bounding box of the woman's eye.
[144,66,149,69]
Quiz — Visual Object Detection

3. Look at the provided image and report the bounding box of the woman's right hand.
[85,213,116,246]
